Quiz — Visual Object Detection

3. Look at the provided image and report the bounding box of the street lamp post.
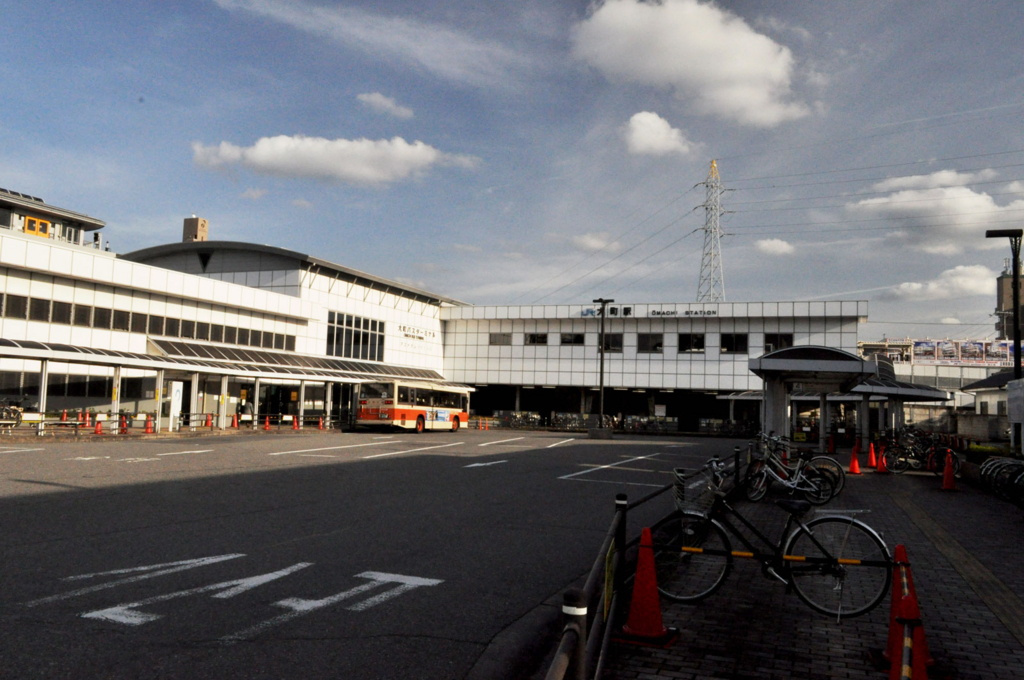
[593,298,613,427]
[986,229,1022,454]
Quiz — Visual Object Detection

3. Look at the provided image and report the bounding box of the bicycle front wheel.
[651,511,732,603]
[745,460,769,502]
[784,516,891,618]
[808,456,845,495]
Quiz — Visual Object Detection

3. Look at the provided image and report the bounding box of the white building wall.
[441,301,866,390]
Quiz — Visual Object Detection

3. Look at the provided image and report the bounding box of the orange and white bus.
[356,380,471,433]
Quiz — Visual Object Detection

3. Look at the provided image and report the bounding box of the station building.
[0,188,933,435]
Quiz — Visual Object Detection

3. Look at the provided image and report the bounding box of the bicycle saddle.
[774,499,811,515]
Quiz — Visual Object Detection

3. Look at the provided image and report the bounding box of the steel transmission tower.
[696,160,726,302]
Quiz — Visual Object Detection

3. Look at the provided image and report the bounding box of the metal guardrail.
[543,447,748,680]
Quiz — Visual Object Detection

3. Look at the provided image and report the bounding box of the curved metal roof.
[121,240,467,306]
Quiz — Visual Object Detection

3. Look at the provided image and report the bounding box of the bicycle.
[744,433,840,504]
[652,458,892,620]
[0,399,24,430]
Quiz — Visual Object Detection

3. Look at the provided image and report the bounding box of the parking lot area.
[0,429,739,679]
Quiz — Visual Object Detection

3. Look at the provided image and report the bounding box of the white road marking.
[156,449,213,457]
[566,478,667,488]
[546,439,575,449]
[362,442,463,459]
[0,448,45,453]
[82,563,312,626]
[26,554,246,607]
[298,454,337,458]
[478,437,524,447]
[464,460,508,468]
[269,442,404,456]
[65,456,110,461]
[558,453,662,480]
[373,436,397,440]
[118,458,160,463]
[222,571,443,642]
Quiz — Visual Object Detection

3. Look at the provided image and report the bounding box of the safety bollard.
[562,588,588,680]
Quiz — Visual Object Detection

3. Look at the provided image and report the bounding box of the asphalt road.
[0,429,742,679]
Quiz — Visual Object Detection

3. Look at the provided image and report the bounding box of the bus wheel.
[452,417,460,432]
[416,416,425,434]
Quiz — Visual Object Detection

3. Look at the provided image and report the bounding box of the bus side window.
[460,396,468,412]
[415,389,429,407]
[398,386,410,404]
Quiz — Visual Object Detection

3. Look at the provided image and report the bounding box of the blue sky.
[3,0,1023,342]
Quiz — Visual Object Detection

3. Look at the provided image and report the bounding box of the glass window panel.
[73,304,92,327]
[196,322,210,341]
[165,317,180,336]
[489,333,512,346]
[285,335,296,352]
[51,301,72,325]
[525,333,547,345]
[249,330,261,347]
[274,333,284,350]
[92,307,112,328]
[112,310,130,331]
[261,332,273,349]
[224,326,237,344]
[560,333,584,345]
[637,333,663,353]
[237,328,249,345]
[148,315,164,335]
[131,313,148,333]
[211,324,224,343]
[4,295,26,319]
[180,319,195,339]
[29,298,51,322]
[602,333,623,352]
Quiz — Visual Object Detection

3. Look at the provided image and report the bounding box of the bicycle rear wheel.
[783,516,891,618]
[799,468,835,505]
[651,511,732,603]
[745,460,769,502]
[808,456,845,495]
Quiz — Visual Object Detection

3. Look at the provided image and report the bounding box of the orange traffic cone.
[120,415,128,435]
[874,443,890,474]
[613,527,679,647]
[941,452,957,491]
[205,413,212,428]
[292,416,300,430]
[231,413,238,428]
[849,444,861,475]
[77,410,83,423]
[867,443,877,468]
[61,409,67,422]
[84,411,92,427]
[94,419,103,435]
[484,419,489,431]
[318,416,324,430]
[145,415,154,434]
[264,416,271,431]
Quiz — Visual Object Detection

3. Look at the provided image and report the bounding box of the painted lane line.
[118,458,160,463]
[558,453,662,480]
[82,563,312,626]
[373,436,397,440]
[26,554,245,607]
[156,449,213,457]
[362,442,464,459]
[65,456,110,461]
[464,460,508,468]
[577,464,672,474]
[478,437,524,447]
[546,439,575,449]
[0,448,45,453]
[566,478,667,488]
[269,441,405,456]
[222,571,443,642]
[298,454,337,458]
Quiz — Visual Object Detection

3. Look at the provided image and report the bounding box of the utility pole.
[696,160,726,302]
[986,229,1022,454]
[593,298,613,427]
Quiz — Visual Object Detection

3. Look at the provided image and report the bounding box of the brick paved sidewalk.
[603,469,1024,680]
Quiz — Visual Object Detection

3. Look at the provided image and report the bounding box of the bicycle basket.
[673,467,718,516]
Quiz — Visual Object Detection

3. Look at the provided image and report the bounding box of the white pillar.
[112,366,121,433]
[189,373,200,431]
[218,375,229,429]
[325,382,334,428]
[818,393,828,453]
[298,380,306,429]
[155,369,164,432]
[253,378,262,428]
[763,378,788,437]
[38,360,49,435]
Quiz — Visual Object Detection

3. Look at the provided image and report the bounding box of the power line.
[728,178,1024,207]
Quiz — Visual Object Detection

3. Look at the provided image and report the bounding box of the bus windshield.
[360,382,393,400]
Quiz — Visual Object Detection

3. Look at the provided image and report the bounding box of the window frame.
[489,332,513,346]
[601,333,624,353]
[637,333,664,354]
[678,333,705,354]
[560,332,585,346]
[525,333,548,346]
[720,333,749,354]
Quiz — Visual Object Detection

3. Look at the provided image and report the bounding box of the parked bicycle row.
[745,432,846,505]
[878,427,963,478]
[980,457,1024,507]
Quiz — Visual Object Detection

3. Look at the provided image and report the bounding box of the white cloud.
[291,198,312,209]
[572,232,622,252]
[847,169,1024,255]
[940,317,961,324]
[886,265,996,301]
[192,134,478,186]
[571,0,809,127]
[213,0,531,89]
[623,112,692,155]
[755,238,795,255]
[357,92,414,119]
[240,188,266,200]
[871,169,997,192]
[754,15,812,41]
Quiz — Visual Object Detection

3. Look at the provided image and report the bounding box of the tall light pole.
[986,229,1022,454]
[593,298,613,426]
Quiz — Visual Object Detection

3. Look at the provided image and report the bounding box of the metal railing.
[543,447,748,680]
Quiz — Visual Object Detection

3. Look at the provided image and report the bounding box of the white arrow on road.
[464,460,508,468]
